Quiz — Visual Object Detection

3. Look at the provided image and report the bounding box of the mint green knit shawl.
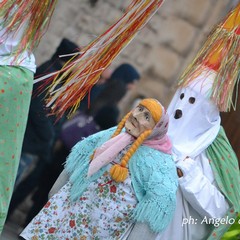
[65,127,178,233]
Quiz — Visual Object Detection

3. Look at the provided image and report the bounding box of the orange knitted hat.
[139,98,162,123]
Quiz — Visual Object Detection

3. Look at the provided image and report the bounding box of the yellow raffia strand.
[110,129,152,182]
[178,3,240,112]
[35,0,165,119]
[110,165,128,183]
[0,0,58,53]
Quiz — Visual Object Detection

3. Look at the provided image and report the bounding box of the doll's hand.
[176,156,196,177]
[177,168,183,177]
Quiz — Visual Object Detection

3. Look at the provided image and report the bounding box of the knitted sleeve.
[130,148,178,233]
[65,127,116,201]
[65,127,115,175]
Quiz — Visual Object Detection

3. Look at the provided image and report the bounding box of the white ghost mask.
[167,70,221,160]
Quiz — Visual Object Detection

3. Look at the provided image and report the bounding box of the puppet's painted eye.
[180,93,184,99]
[189,97,195,104]
[144,112,150,121]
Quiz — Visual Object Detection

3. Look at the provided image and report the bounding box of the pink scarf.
[88,117,172,177]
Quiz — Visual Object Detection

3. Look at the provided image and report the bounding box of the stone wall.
[34,0,238,116]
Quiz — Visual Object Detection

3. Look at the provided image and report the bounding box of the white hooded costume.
[126,71,232,240]
[156,71,230,240]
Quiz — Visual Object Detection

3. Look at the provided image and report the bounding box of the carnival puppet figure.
[20,98,178,240]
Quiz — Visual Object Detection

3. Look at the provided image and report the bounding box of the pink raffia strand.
[178,3,240,112]
[0,0,58,53]
[34,0,165,120]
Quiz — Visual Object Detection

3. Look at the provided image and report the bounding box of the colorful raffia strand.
[0,0,58,53]
[178,3,240,112]
[35,0,165,119]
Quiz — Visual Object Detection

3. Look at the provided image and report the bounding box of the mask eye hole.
[189,97,196,104]
[180,93,184,100]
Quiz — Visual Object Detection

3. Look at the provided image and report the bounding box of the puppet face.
[125,105,156,138]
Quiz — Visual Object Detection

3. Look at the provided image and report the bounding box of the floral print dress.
[20,150,137,240]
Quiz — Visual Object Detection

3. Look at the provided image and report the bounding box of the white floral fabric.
[21,151,137,240]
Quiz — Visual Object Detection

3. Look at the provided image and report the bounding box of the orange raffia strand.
[0,0,58,53]
[178,2,240,112]
[43,0,164,119]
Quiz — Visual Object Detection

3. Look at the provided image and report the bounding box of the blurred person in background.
[80,63,140,112]
[15,38,80,186]
[7,38,80,221]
